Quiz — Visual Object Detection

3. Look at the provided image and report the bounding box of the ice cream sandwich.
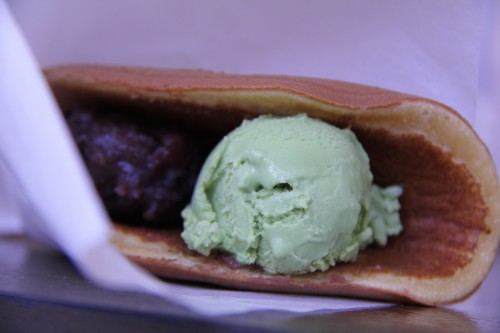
[45,65,500,305]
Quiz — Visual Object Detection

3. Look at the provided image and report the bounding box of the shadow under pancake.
[220,305,479,333]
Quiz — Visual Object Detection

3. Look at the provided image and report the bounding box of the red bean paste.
[66,107,214,228]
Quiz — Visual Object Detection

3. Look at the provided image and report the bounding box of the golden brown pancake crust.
[46,65,500,305]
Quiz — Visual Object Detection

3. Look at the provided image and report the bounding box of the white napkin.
[1,0,498,316]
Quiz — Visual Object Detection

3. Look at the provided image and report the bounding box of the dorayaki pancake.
[45,65,500,305]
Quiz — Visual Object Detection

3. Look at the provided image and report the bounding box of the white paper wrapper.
[1,0,499,315]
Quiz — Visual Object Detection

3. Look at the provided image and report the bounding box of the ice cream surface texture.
[181,115,402,274]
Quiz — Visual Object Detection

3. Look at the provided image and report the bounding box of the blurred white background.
[6,0,500,171]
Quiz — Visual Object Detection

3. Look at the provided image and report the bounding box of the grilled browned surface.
[46,65,500,305]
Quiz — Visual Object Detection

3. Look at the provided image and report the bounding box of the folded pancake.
[45,65,500,305]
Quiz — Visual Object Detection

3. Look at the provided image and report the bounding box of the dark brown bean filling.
[66,107,215,227]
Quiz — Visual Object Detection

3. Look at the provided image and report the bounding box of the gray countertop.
[1,236,498,332]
